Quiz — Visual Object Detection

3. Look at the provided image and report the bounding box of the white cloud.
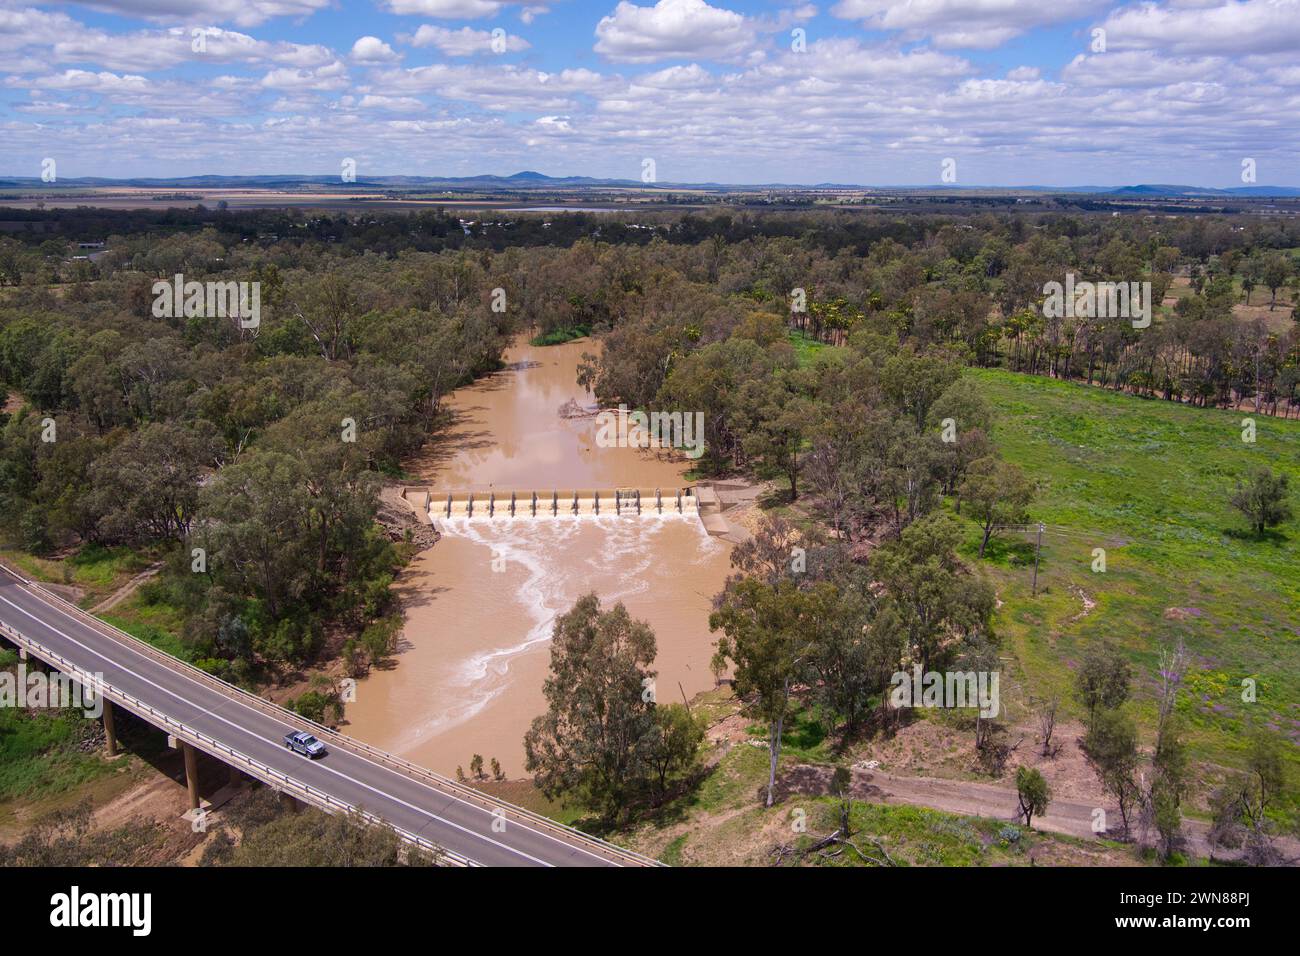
[190,28,336,68]
[260,61,349,90]
[1061,50,1247,89]
[0,7,80,59]
[350,94,427,110]
[634,63,714,88]
[351,36,401,63]
[954,76,1063,102]
[407,25,531,56]
[66,0,332,28]
[381,0,554,22]
[381,0,507,18]
[0,10,335,73]
[594,0,757,63]
[760,37,972,83]
[1096,0,1300,56]
[369,62,608,110]
[830,0,1107,50]
[13,68,151,94]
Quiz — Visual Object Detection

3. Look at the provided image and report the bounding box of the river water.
[345,339,733,777]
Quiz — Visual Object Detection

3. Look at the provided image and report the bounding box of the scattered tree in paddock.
[1229,467,1293,536]
[1074,642,1132,724]
[960,455,1035,558]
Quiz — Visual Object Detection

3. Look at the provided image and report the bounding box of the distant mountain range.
[1,171,1299,197]
[1101,183,1300,198]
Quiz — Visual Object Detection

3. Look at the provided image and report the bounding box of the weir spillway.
[401,486,704,523]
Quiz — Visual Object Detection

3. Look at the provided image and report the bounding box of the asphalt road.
[0,567,621,867]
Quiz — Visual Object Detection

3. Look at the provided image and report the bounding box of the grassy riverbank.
[530,325,592,346]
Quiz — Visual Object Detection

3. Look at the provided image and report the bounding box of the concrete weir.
[402,486,701,522]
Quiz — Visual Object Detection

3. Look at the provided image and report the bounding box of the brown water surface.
[346,338,732,777]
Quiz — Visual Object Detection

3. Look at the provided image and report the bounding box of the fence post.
[1032,522,1044,596]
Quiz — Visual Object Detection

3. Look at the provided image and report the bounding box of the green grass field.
[969,369,1300,796]
[0,707,119,806]
[0,651,125,807]
[102,591,192,662]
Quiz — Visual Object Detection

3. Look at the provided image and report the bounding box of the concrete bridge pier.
[102,699,118,757]
[182,741,200,811]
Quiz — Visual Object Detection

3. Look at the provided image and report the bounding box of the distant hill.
[1108,183,1300,198]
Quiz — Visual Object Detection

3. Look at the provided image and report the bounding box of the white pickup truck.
[283,730,327,759]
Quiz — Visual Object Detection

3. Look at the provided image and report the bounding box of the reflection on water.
[345,339,733,777]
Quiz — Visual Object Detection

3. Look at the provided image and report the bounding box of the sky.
[1,0,1299,187]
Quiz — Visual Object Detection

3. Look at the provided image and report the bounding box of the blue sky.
[2,0,1299,186]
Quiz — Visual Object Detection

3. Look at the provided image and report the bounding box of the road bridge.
[0,565,659,868]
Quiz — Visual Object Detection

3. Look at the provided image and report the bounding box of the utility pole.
[1032,522,1044,596]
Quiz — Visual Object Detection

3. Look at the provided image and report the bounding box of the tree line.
[0,236,512,687]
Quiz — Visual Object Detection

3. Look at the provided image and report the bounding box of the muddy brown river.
[345,338,733,777]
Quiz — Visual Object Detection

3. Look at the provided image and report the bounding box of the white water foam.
[393,512,718,750]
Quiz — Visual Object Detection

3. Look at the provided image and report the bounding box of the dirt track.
[862,769,1299,864]
[89,563,162,614]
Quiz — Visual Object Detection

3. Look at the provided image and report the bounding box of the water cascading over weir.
[401,486,704,525]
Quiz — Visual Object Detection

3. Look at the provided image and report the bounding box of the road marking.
[0,588,572,867]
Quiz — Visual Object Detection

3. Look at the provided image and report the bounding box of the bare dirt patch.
[705,709,751,748]
[378,484,440,551]
[847,713,1108,804]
